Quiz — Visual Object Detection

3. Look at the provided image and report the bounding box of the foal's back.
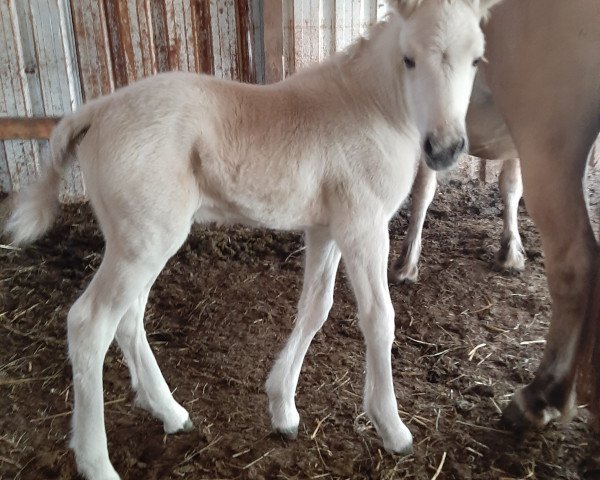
[78,68,415,235]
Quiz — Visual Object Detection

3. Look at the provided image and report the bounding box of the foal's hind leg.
[494,158,526,271]
[69,227,192,479]
[115,285,193,433]
[391,163,437,283]
[337,221,412,454]
[68,248,167,480]
[266,227,341,438]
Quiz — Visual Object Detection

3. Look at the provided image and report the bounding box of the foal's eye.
[472,57,482,67]
[403,56,416,69]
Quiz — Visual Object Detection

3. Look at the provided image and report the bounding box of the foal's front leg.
[495,158,525,271]
[266,227,341,437]
[338,222,413,454]
[391,162,437,283]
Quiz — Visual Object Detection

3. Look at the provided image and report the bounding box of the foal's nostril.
[454,137,466,155]
[424,137,434,157]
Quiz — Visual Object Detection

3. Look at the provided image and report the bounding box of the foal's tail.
[4,104,95,245]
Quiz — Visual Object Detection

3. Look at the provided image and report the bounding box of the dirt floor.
[2,170,600,480]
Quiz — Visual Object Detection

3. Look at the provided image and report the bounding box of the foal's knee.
[359,302,395,345]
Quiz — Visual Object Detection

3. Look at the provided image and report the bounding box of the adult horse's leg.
[266,227,341,438]
[337,221,412,454]
[391,163,437,283]
[494,158,525,271]
[482,0,600,426]
[115,284,193,434]
[501,140,597,428]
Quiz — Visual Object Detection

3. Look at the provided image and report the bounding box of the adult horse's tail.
[4,104,95,245]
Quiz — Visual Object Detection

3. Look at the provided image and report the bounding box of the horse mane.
[393,0,491,19]
[341,20,390,64]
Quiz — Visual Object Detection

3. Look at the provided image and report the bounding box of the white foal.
[393,70,524,283]
[5,1,500,478]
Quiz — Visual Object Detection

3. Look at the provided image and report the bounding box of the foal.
[6,1,500,478]
[393,70,524,283]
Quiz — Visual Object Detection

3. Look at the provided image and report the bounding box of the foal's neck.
[329,16,414,132]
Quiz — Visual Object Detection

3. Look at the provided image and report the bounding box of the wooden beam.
[0,117,60,140]
[263,0,283,83]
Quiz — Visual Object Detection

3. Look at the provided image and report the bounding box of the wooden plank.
[58,0,83,111]
[361,0,378,32]
[149,0,169,72]
[30,0,84,200]
[235,0,255,83]
[0,143,10,192]
[282,0,294,77]
[250,0,264,84]
[132,0,157,76]
[0,117,60,140]
[319,0,335,61]
[294,0,319,69]
[104,0,137,87]
[210,0,238,79]
[263,0,283,83]
[190,0,214,74]
[0,0,38,190]
[11,0,43,178]
[165,0,187,70]
[182,0,195,71]
[70,0,114,99]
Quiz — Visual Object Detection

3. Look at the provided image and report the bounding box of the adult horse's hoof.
[501,398,539,431]
[501,390,560,431]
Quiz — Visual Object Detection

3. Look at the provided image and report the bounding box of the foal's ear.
[388,0,422,18]
[478,0,503,19]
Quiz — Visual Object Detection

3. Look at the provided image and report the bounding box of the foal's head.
[391,0,501,170]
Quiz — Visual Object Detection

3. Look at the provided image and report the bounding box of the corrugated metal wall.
[0,0,387,201]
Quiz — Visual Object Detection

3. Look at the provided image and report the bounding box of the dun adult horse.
[4,1,498,478]
[476,0,600,430]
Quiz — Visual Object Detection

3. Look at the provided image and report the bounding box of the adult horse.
[4,1,498,479]
[453,0,599,429]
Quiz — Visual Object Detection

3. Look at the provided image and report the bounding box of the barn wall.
[3,0,573,202]
[0,0,262,201]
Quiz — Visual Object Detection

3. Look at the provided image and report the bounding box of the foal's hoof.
[494,245,526,272]
[385,441,413,457]
[274,425,299,440]
[389,265,418,284]
[175,418,195,434]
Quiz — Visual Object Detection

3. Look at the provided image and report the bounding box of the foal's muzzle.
[423,134,467,171]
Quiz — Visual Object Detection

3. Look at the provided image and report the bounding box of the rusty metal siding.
[288,0,386,72]
[1,0,83,200]
[1,0,392,201]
